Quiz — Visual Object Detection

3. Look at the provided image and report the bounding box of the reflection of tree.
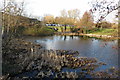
[64,35,67,41]
[60,36,63,40]
[70,35,73,39]
[80,36,89,40]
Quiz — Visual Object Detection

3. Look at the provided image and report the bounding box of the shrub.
[37,27,55,36]
[23,26,55,36]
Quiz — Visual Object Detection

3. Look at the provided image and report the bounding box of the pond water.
[24,35,118,70]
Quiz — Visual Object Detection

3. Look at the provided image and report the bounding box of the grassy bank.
[48,26,117,37]
[89,28,118,36]
[23,27,55,36]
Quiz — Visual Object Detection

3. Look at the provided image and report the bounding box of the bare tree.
[60,10,68,32]
[2,0,25,36]
[61,9,67,18]
[1,0,26,48]
[68,9,80,20]
[43,15,55,24]
[60,9,80,32]
[79,11,94,33]
[89,0,119,27]
[54,17,64,32]
[67,9,80,32]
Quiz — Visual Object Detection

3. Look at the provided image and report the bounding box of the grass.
[90,28,118,36]
[48,26,76,32]
[47,26,118,37]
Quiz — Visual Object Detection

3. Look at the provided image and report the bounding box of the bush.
[23,27,37,36]
[111,23,118,29]
[101,22,111,28]
[23,26,55,36]
[37,27,55,36]
[87,28,100,33]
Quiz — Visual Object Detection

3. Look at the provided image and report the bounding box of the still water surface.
[25,35,118,70]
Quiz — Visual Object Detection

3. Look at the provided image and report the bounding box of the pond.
[24,35,118,70]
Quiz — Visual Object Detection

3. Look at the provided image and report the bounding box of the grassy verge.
[89,28,118,36]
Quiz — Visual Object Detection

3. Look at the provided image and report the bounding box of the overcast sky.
[0,0,119,22]
[24,0,93,17]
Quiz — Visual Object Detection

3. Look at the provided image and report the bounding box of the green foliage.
[87,28,100,33]
[37,27,55,36]
[23,27,36,36]
[16,26,26,36]
[23,26,55,36]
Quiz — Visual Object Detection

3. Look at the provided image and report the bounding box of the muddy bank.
[2,38,42,75]
[1,38,119,79]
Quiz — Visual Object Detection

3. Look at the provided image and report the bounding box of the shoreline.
[55,32,119,39]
